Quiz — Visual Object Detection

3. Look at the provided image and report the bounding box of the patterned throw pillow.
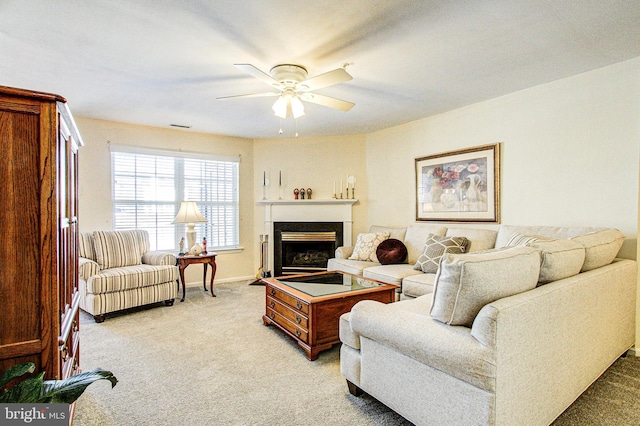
[504,232,545,247]
[414,233,469,273]
[348,232,390,262]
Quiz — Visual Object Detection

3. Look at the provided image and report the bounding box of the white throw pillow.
[430,246,540,326]
[349,232,390,262]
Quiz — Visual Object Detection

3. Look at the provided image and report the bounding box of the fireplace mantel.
[259,199,358,274]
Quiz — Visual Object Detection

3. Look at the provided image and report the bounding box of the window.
[111,145,240,251]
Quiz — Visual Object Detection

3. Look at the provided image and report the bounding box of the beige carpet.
[74,282,640,426]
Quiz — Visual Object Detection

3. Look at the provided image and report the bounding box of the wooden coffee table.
[262,271,397,360]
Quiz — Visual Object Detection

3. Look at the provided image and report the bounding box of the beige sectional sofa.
[328,224,499,299]
[78,230,179,322]
[334,224,637,425]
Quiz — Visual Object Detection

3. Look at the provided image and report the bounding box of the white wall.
[75,117,256,284]
[367,58,639,240]
[252,134,368,270]
[366,57,640,347]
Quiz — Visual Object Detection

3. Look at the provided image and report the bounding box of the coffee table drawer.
[266,307,309,343]
[267,296,309,329]
[266,285,309,315]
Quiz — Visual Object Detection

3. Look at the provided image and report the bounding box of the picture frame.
[415,143,500,222]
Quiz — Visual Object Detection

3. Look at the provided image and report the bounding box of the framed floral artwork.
[415,143,500,222]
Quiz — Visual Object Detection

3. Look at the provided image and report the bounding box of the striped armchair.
[78,230,179,322]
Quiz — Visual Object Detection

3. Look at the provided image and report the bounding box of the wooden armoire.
[0,85,82,385]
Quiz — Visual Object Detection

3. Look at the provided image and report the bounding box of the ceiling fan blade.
[217,92,280,100]
[300,93,355,112]
[298,68,352,92]
[234,64,282,89]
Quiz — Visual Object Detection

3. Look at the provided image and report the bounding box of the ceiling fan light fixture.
[272,96,287,118]
[291,96,305,119]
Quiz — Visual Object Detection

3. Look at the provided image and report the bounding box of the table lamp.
[172,201,207,252]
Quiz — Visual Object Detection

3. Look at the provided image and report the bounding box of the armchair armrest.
[142,251,177,266]
[79,257,100,280]
[335,246,354,259]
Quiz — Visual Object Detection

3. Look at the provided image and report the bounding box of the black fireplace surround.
[273,222,344,276]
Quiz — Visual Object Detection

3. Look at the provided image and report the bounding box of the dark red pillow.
[376,238,408,265]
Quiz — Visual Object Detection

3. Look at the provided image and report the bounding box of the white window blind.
[111,146,240,251]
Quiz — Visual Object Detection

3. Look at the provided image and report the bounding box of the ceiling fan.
[217,64,355,119]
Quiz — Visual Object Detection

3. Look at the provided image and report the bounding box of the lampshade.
[172,201,207,224]
[172,201,207,253]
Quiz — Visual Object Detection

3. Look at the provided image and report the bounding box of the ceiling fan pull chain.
[278,118,283,135]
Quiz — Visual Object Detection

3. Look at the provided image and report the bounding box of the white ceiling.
[2,0,640,139]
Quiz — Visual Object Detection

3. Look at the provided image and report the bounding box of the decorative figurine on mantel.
[300,188,306,199]
[294,188,299,199]
[202,237,207,254]
[306,188,312,199]
[179,237,186,255]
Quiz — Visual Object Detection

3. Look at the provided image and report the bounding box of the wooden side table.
[176,252,217,302]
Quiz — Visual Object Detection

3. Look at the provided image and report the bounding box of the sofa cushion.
[93,230,148,269]
[506,234,586,284]
[495,225,600,248]
[349,232,390,262]
[363,264,422,286]
[445,228,498,252]
[86,264,178,294]
[339,312,360,349]
[403,225,448,264]
[369,225,407,241]
[430,246,540,326]
[570,229,624,272]
[414,234,469,273]
[402,273,437,298]
[79,232,97,261]
[376,239,408,264]
[327,258,380,276]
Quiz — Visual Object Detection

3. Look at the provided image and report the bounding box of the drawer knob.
[295,329,301,337]
[269,312,275,320]
[270,289,276,296]
[296,316,302,324]
[296,301,303,310]
[269,301,275,308]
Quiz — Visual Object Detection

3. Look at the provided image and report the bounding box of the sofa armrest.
[79,257,100,280]
[335,246,354,259]
[142,251,177,266]
[349,298,495,391]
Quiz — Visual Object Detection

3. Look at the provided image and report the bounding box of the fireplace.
[259,199,356,276]
[274,222,343,276]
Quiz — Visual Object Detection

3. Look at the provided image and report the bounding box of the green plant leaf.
[41,369,118,404]
[0,363,35,388]
[0,372,45,403]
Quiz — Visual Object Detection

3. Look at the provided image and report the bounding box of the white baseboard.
[627,347,637,357]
